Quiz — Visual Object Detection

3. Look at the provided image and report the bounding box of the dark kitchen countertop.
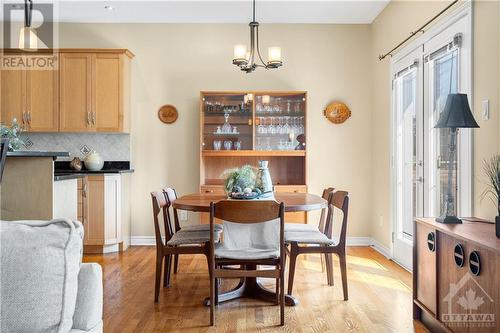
[7,151,70,159]
[54,161,134,176]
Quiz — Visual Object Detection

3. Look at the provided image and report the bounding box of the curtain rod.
[378,0,458,61]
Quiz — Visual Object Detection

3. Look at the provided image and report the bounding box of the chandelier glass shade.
[232,0,282,73]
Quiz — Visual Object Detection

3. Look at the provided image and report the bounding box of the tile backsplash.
[20,133,130,162]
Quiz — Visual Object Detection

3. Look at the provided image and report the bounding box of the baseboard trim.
[369,238,392,259]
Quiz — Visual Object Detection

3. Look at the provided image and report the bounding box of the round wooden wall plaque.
[324,102,351,124]
[158,105,178,124]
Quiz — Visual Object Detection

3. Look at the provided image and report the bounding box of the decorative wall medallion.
[158,105,178,124]
[324,102,351,124]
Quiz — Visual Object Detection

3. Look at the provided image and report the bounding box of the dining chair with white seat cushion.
[162,187,223,274]
[208,199,286,326]
[285,190,350,301]
[150,190,221,303]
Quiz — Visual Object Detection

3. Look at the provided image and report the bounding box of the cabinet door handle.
[82,183,87,197]
[22,111,27,128]
[86,112,91,126]
[91,112,96,126]
[204,190,214,193]
[27,110,31,125]
[426,232,436,252]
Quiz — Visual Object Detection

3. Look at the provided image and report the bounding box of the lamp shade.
[435,93,479,129]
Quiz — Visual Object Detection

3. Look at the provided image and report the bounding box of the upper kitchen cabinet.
[26,69,59,132]
[59,53,93,132]
[59,49,133,133]
[0,68,58,132]
[0,70,26,128]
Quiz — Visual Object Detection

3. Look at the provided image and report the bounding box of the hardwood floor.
[83,246,429,332]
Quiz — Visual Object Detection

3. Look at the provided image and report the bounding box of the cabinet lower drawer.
[274,185,307,193]
[200,185,225,194]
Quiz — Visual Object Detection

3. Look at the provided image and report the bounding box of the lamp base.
[436,215,462,224]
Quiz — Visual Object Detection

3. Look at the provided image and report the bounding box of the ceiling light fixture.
[232,0,282,73]
[18,0,38,51]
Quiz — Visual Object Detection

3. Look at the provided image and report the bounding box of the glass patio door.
[392,48,423,270]
[391,10,471,271]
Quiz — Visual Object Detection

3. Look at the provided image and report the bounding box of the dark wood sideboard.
[414,218,500,333]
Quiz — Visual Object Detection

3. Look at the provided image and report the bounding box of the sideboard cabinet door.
[415,222,437,315]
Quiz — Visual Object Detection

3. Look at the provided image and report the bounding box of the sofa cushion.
[0,219,83,333]
[72,263,103,331]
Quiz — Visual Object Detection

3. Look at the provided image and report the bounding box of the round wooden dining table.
[172,192,328,307]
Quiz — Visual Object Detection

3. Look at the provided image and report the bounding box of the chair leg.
[163,255,172,287]
[287,249,298,295]
[154,256,162,303]
[173,254,179,274]
[210,273,215,326]
[280,264,285,326]
[215,277,219,306]
[275,278,279,305]
[325,253,334,286]
[338,252,348,301]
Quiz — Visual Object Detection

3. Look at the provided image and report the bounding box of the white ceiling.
[4,0,390,24]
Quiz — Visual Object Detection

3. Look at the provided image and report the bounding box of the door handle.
[91,112,96,126]
[27,110,31,125]
[86,112,91,126]
[413,176,423,183]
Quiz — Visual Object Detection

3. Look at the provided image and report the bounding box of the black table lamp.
[435,93,479,224]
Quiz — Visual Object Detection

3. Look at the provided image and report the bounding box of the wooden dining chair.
[163,187,223,274]
[208,200,286,326]
[285,190,350,300]
[150,191,221,302]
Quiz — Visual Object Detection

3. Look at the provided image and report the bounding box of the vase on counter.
[256,160,273,198]
[84,151,104,171]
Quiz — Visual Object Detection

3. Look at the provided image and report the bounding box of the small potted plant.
[221,165,262,199]
[0,118,25,151]
[481,153,500,237]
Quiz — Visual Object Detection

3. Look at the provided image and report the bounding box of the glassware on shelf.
[268,117,276,135]
[223,141,233,150]
[232,126,238,134]
[294,101,301,114]
[265,137,272,151]
[256,137,262,150]
[216,126,222,134]
[221,113,232,134]
[234,141,242,150]
[213,140,222,150]
[286,100,291,114]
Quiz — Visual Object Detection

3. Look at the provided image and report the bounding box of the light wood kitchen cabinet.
[59,50,131,132]
[26,69,59,131]
[79,174,128,254]
[0,70,25,128]
[59,53,93,132]
[1,69,58,132]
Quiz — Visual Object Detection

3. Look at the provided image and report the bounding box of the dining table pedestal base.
[203,265,299,307]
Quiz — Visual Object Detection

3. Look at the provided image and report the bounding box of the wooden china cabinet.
[199,91,307,223]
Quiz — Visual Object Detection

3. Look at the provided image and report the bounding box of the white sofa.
[0,219,103,333]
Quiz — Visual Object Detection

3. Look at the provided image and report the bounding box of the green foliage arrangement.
[221,165,257,194]
[482,153,500,216]
[0,118,25,151]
